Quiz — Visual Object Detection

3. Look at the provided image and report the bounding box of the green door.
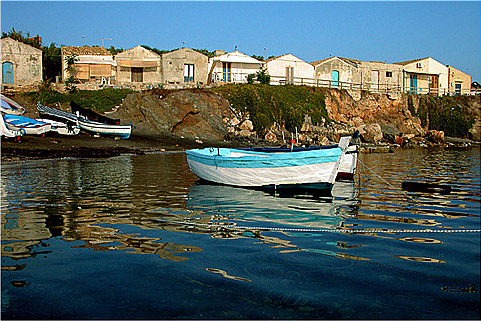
[332,70,339,88]
[2,62,14,84]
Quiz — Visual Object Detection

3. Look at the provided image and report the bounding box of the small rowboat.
[1,113,24,138]
[186,137,350,192]
[1,94,26,115]
[3,114,51,135]
[38,102,131,139]
[37,119,80,136]
[238,143,358,181]
[70,101,120,125]
[77,117,132,139]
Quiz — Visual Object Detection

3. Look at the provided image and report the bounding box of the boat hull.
[3,114,51,135]
[337,145,358,180]
[186,147,343,190]
[1,95,26,115]
[78,119,131,139]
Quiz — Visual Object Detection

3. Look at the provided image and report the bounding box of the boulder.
[359,123,383,143]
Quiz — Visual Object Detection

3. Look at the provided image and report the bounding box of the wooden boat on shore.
[77,117,131,139]
[37,119,80,135]
[70,101,120,125]
[186,137,350,191]
[3,114,51,135]
[37,102,78,124]
[1,113,24,138]
[38,103,131,139]
[1,95,26,115]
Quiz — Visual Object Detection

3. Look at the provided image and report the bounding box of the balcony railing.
[210,71,477,96]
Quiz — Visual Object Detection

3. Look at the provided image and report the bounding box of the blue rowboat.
[3,114,51,135]
[186,137,350,191]
[1,94,26,115]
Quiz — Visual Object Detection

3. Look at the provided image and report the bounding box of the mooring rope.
[157,219,481,234]
[356,157,421,203]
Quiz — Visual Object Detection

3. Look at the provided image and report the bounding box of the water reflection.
[1,153,200,263]
[1,149,480,319]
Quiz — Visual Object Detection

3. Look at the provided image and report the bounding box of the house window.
[222,62,231,82]
[286,66,294,84]
[184,64,195,83]
[386,71,392,77]
[455,82,462,95]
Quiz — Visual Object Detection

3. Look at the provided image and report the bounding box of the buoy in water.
[402,181,452,194]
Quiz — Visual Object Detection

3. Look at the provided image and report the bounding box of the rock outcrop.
[109,87,480,147]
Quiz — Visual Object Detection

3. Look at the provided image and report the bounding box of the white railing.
[209,72,477,96]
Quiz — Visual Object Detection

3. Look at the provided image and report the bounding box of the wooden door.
[131,67,143,82]
[410,74,418,93]
[2,62,14,84]
[332,70,339,87]
[371,70,379,91]
[430,75,439,95]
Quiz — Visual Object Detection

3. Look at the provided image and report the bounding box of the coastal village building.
[447,65,471,95]
[265,54,314,86]
[395,57,449,96]
[115,45,161,86]
[161,48,208,86]
[208,50,264,84]
[311,57,359,89]
[310,56,403,93]
[61,46,115,84]
[1,37,42,88]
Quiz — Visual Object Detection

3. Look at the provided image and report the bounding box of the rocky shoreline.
[2,127,478,165]
[1,88,479,164]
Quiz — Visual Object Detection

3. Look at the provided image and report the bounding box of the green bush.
[418,95,475,138]
[24,87,133,113]
[214,84,329,135]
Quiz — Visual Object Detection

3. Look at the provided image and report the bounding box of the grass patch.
[23,86,133,113]
[214,84,329,135]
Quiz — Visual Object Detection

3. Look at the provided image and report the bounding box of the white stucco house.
[395,57,449,95]
[208,50,264,84]
[265,54,314,85]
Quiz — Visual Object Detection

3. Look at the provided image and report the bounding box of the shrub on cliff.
[24,87,133,113]
[214,84,329,135]
[418,95,475,138]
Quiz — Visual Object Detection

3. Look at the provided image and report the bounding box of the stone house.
[310,57,359,89]
[446,65,471,95]
[208,50,264,84]
[265,54,314,85]
[61,46,115,84]
[395,57,449,95]
[310,56,403,93]
[1,37,42,87]
[161,48,208,86]
[115,45,161,86]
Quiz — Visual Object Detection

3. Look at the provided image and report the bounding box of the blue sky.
[1,1,480,81]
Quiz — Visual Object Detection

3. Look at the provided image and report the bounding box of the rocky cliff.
[110,87,480,146]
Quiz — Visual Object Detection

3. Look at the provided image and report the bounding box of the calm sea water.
[1,147,480,319]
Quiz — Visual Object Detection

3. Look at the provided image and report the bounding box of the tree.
[64,54,79,93]
[256,69,270,84]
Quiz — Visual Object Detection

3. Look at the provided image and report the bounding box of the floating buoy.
[402,181,452,194]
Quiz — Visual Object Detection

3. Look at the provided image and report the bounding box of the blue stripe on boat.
[186,147,342,169]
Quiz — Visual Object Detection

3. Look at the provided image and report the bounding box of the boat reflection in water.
[182,180,359,230]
